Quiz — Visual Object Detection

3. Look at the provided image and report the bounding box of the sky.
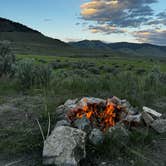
[0,0,166,45]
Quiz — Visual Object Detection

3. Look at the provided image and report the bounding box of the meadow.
[0,49,166,165]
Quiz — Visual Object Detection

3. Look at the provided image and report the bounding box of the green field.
[0,53,166,165]
[17,54,166,71]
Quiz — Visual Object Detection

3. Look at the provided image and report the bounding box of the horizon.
[0,0,166,45]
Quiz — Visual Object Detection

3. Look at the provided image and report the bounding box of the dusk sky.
[1,0,166,45]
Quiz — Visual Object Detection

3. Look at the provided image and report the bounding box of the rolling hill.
[0,17,71,55]
[0,17,166,57]
[69,40,166,57]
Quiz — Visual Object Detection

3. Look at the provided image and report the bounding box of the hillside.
[0,17,166,57]
[0,17,71,55]
[0,17,41,33]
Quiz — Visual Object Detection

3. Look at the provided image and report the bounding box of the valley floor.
[0,54,166,166]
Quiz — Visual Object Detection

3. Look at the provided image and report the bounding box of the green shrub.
[38,59,47,63]
[159,72,166,84]
[0,43,15,77]
[15,59,35,89]
[15,59,52,89]
[101,66,117,73]
[88,66,100,74]
[136,68,146,75]
[50,61,69,69]
[34,64,52,87]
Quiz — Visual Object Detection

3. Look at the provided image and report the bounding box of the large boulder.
[151,119,166,133]
[43,126,86,166]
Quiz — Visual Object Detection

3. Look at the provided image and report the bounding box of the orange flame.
[68,99,119,131]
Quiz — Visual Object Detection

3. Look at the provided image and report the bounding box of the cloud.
[148,10,166,26]
[43,18,53,22]
[80,0,166,45]
[133,29,166,45]
[75,22,80,26]
[81,0,157,27]
[88,24,126,34]
[157,10,166,19]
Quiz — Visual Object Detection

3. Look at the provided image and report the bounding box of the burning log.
[64,97,164,133]
[67,97,130,131]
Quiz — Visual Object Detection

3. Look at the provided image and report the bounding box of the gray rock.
[151,119,166,133]
[56,105,69,121]
[121,99,131,108]
[73,115,91,133]
[124,113,142,124]
[142,111,154,126]
[108,124,129,147]
[79,97,105,106]
[143,106,162,118]
[108,96,121,105]
[56,120,70,127]
[89,128,104,145]
[121,99,138,115]
[56,99,79,121]
[64,99,78,109]
[43,126,86,166]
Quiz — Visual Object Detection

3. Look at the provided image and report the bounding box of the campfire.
[43,96,165,166]
[67,96,129,131]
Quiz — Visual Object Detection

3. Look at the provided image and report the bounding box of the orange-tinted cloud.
[79,0,166,45]
[80,0,156,27]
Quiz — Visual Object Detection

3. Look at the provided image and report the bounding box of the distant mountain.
[108,42,166,51]
[69,40,166,51]
[69,40,110,49]
[69,40,166,57]
[0,17,165,57]
[0,17,70,55]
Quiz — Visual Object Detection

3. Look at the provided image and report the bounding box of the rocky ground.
[0,96,166,166]
[43,97,166,166]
